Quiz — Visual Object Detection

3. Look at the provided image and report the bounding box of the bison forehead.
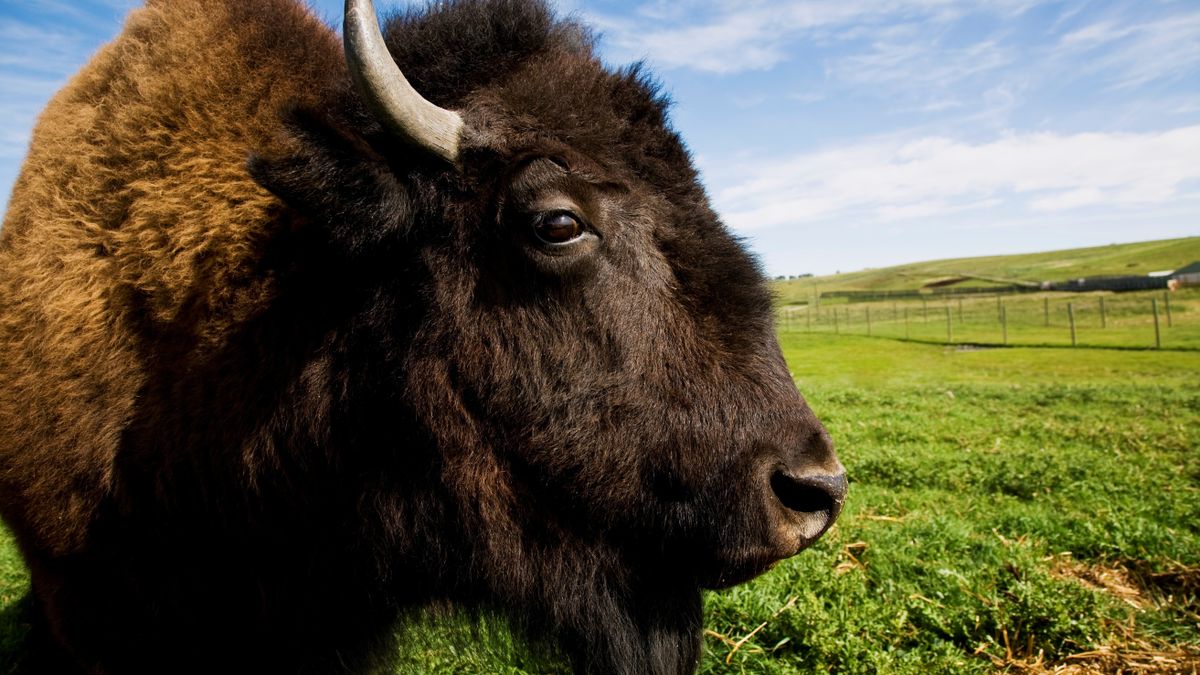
[380,0,697,189]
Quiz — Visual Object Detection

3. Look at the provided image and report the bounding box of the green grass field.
[396,336,1200,672]
[774,236,1200,299]
[708,335,1199,673]
[2,336,1198,673]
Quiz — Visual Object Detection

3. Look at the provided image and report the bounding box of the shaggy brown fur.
[0,1,844,673]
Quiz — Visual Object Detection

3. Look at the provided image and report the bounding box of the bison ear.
[248,107,412,258]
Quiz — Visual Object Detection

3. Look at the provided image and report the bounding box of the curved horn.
[344,0,463,164]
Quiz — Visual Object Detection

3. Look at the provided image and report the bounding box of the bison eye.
[533,211,584,245]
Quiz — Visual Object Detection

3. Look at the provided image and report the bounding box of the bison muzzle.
[0,0,846,672]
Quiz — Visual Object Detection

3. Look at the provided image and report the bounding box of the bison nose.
[770,469,847,542]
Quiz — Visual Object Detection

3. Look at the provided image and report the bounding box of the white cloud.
[1055,12,1200,89]
[587,9,795,73]
[1027,187,1103,212]
[787,91,827,104]
[829,39,1014,92]
[587,0,1038,74]
[714,125,1200,230]
[1059,20,1132,47]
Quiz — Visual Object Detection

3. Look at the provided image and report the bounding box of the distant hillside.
[774,236,1200,305]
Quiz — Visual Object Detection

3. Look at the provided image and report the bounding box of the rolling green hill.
[774,236,1200,304]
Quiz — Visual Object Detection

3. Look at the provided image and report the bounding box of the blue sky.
[2,1,1197,275]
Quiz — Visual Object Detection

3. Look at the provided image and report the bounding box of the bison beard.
[0,0,846,673]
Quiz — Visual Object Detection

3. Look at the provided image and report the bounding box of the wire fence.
[777,289,1200,350]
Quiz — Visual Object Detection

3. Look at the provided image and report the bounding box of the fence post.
[945,306,953,343]
[958,297,964,322]
[1099,297,1106,329]
[1001,304,1008,345]
[996,295,1002,322]
[893,302,898,321]
[1152,299,1161,348]
[904,307,910,339]
[1068,302,1077,347]
[1164,292,1172,327]
[923,298,928,322]
[1044,297,1050,327]
[834,308,839,335]
[866,306,872,336]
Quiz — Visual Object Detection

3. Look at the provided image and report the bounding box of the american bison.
[0,0,846,672]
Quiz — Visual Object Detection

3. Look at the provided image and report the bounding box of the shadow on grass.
[0,594,33,675]
[0,594,80,675]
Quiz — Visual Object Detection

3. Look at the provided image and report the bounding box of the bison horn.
[344,0,463,165]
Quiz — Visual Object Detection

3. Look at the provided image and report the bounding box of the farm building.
[1046,275,1169,293]
[1169,261,1200,290]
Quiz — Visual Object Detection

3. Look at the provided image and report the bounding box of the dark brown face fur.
[254,3,844,670]
[0,1,842,673]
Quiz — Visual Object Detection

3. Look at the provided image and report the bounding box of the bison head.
[252,0,846,671]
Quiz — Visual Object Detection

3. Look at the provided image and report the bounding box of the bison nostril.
[770,471,848,540]
[770,471,834,514]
